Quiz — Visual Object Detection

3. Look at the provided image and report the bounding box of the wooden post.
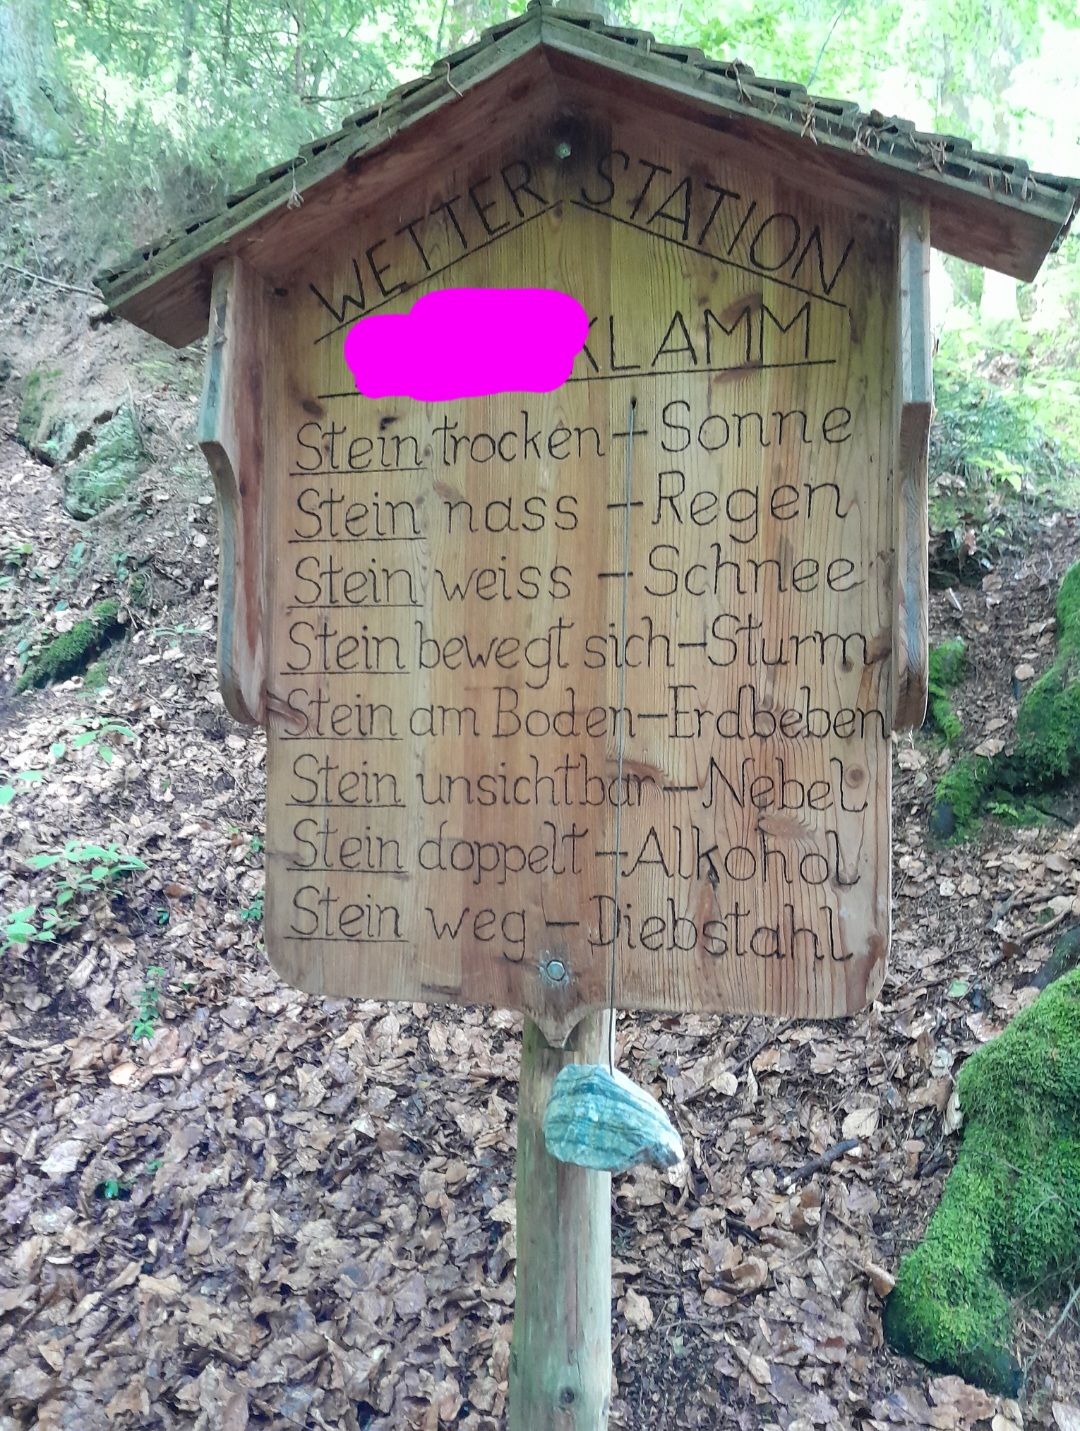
[892,199,933,732]
[509,1012,612,1430]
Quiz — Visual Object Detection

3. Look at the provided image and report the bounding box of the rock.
[63,405,145,518]
[543,1064,684,1172]
[884,969,1080,1394]
[15,364,118,467]
[929,800,956,839]
[1032,924,1080,989]
[15,364,61,453]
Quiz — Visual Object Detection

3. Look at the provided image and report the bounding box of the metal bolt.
[541,956,568,985]
[554,140,572,160]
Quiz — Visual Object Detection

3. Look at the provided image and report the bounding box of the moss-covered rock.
[931,564,1080,837]
[884,968,1080,1391]
[15,600,123,691]
[1033,926,1080,990]
[929,754,994,840]
[926,638,967,744]
[63,407,145,519]
[15,366,61,451]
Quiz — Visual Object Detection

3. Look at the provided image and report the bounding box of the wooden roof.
[96,0,1080,347]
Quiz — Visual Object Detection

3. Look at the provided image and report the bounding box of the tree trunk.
[0,0,71,156]
[176,0,197,96]
[509,1013,612,1431]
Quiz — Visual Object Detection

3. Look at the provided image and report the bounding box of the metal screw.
[541,956,568,985]
[554,140,572,159]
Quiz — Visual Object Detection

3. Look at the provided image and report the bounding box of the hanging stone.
[543,1064,685,1173]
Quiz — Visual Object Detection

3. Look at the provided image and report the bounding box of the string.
[607,396,637,1075]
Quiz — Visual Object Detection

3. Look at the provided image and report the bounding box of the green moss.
[80,659,110,692]
[15,599,123,692]
[885,969,1080,1391]
[999,567,1080,789]
[1054,563,1080,652]
[930,755,993,840]
[929,638,968,690]
[63,407,145,520]
[925,639,967,745]
[931,564,1080,835]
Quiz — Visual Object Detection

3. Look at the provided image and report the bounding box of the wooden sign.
[200,114,929,1042]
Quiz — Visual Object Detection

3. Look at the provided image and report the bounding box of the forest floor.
[1,289,1079,1431]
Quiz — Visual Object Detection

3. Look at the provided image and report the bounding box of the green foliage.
[927,343,1080,576]
[0,768,48,808]
[240,891,264,924]
[34,0,506,268]
[885,969,1080,1391]
[132,964,166,1042]
[63,407,145,520]
[926,638,967,744]
[2,537,33,571]
[50,717,137,766]
[16,599,123,691]
[3,840,147,951]
[934,351,1064,492]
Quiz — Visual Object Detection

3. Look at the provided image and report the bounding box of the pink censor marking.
[342,288,589,401]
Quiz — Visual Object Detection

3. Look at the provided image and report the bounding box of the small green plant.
[0,768,47,807]
[51,718,137,766]
[2,538,32,570]
[132,964,166,1042]
[240,892,264,923]
[3,840,147,950]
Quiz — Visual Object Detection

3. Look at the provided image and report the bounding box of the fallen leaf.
[722,1255,769,1292]
[842,1107,879,1139]
[864,1263,896,1297]
[747,1354,771,1386]
[622,1288,654,1331]
[929,1375,996,1421]
[39,1140,87,1181]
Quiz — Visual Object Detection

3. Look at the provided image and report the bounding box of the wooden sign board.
[200,112,929,1042]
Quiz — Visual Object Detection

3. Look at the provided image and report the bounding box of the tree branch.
[2,262,100,299]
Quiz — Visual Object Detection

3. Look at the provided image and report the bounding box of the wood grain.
[238,110,899,1039]
[197,258,270,725]
[509,1013,612,1430]
[892,200,932,733]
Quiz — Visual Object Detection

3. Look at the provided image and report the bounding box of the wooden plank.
[892,200,932,732]
[196,258,270,725]
[257,108,895,1038]
[508,1013,612,1429]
